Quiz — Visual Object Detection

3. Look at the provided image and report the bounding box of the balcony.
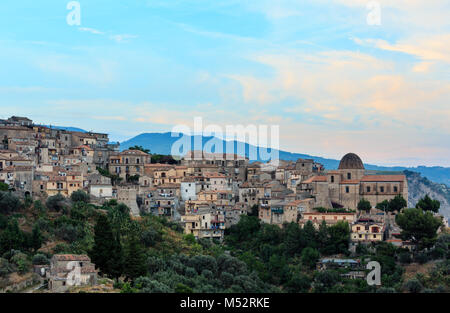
[271,207,284,214]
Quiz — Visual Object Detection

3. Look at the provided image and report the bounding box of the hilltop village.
[1,116,416,245]
[0,116,448,293]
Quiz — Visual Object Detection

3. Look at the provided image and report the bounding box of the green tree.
[30,224,43,252]
[376,200,389,212]
[357,198,372,212]
[285,274,311,293]
[415,195,440,213]
[396,208,442,250]
[46,193,67,212]
[0,182,9,191]
[284,222,304,256]
[0,191,21,214]
[0,218,26,254]
[303,221,318,249]
[70,190,90,203]
[227,215,260,244]
[32,254,49,265]
[123,233,147,281]
[301,247,320,269]
[89,214,124,279]
[388,195,407,212]
[327,221,350,255]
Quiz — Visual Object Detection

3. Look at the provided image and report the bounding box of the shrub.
[0,191,21,214]
[135,277,172,293]
[46,194,67,212]
[398,252,412,264]
[414,252,428,264]
[174,283,193,293]
[201,269,213,280]
[185,267,197,278]
[405,279,423,293]
[220,271,234,288]
[32,254,49,265]
[141,228,162,247]
[188,255,217,274]
[0,258,14,277]
[70,190,90,203]
[11,252,31,274]
[376,287,396,293]
[301,247,320,269]
[33,200,46,213]
[54,224,81,242]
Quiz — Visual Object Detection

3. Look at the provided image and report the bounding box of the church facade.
[297,153,408,211]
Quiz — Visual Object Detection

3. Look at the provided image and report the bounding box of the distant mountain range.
[120,132,450,186]
[39,125,87,133]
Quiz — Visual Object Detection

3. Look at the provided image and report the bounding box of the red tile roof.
[340,180,360,184]
[53,254,91,261]
[302,176,327,183]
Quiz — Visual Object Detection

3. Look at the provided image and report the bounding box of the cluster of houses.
[1,116,417,248]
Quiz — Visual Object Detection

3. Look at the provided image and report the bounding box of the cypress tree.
[90,214,124,278]
[123,233,147,281]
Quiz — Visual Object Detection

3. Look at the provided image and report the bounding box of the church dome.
[338,153,364,170]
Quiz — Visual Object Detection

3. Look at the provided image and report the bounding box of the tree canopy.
[415,195,440,213]
[396,208,442,250]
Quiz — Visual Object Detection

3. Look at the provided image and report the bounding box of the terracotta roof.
[340,180,360,184]
[203,172,227,178]
[360,175,406,182]
[53,254,91,261]
[74,145,93,151]
[302,176,327,183]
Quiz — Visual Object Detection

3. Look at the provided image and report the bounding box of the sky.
[0,0,449,167]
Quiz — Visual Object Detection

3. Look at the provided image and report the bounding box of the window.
[394,186,398,193]
[357,227,360,231]
[367,186,371,192]
[347,173,351,179]
[380,186,384,193]
[373,235,377,239]
[345,186,349,193]
[331,176,334,183]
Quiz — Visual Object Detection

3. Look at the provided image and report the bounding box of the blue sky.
[0,0,449,166]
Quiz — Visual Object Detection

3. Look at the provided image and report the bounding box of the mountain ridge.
[120,132,450,186]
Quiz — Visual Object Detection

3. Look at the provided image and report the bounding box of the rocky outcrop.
[405,170,450,221]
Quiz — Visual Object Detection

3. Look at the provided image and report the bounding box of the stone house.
[48,254,97,293]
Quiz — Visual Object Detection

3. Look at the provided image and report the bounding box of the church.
[297,153,408,211]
